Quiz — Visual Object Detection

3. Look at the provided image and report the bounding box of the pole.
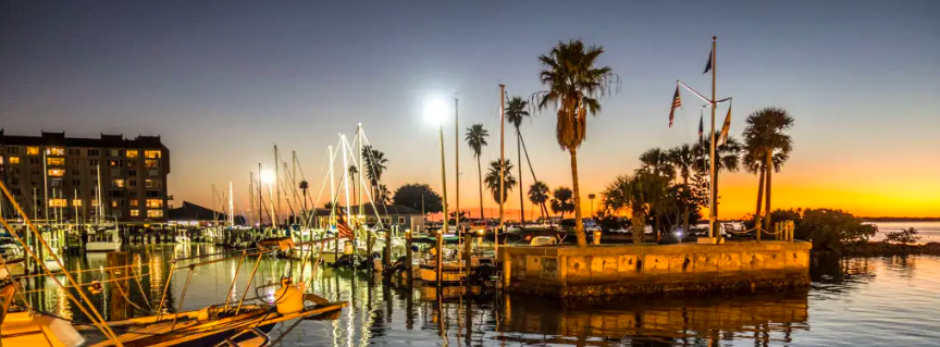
[405,230,413,283]
[274,145,280,226]
[329,145,338,260]
[438,119,448,289]
[258,163,263,228]
[455,97,460,236]
[497,84,505,252]
[708,36,718,240]
[228,181,235,227]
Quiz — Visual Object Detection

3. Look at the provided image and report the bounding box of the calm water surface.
[19,242,940,347]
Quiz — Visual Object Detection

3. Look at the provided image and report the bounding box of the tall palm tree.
[298,180,310,213]
[528,181,550,220]
[362,145,388,199]
[668,144,696,235]
[695,132,743,217]
[534,39,619,248]
[484,159,516,204]
[550,187,575,220]
[465,124,489,220]
[743,107,794,230]
[505,96,530,226]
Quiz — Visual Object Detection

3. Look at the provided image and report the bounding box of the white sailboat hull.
[86,241,122,252]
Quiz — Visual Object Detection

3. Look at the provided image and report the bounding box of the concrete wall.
[502,241,811,297]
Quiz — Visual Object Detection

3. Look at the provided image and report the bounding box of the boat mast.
[228,181,235,227]
[455,97,460,233]
[274,145,280,227]
[341,135,352,235]
[357,124,363,238]
[258,163,263,227]
[97,163,103,222]
[497,84,505,251]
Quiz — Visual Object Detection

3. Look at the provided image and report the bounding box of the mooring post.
[384,225,393,268]
[107,251,129,321]
[405,229,413,284]
[464,233,472,294]
[436,231,443,288]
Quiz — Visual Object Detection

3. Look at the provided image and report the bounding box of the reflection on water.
[16,244,940,346]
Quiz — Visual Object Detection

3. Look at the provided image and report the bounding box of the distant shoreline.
[860,217,940,222]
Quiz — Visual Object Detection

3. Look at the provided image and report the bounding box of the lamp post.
[588,194,596,218]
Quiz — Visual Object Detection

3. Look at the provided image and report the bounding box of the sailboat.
[86,166,121,252]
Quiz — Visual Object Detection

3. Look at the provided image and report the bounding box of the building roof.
[311,204,423,216]
[0,129,167,149]
[168,201,228,221]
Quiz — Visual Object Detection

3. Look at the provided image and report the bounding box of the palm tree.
[362,145,388,199]
[695,132,743,217]
[465,124,489,220]
[484,159,516,204]
[602,172,669,245]
[505,96,530,226]
[550,187,575,220]
[347,165,358,205]
[639,148,675,180]
[534,39,619,248]
[668,144,696,235]
[743,107,794,231]
[528,181,551,221]
[298,180,310,213]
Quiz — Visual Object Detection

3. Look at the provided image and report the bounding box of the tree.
[743,107,794,232]
[465,124,489,220]
[668,144,697,234]
[298,180,310,212]
[534,39,619,248]
[528,181,551,220]
[392,183,443,213]
[484,159,517,204]
[886,228,920,245]
[602,172,669,245]
[550,187,575,220]
[362,145,388,199]
[639,147,675,240]
[347,165,359,205]
[695,132,743,217]
[505,96,531,226]
[323,201,334,210]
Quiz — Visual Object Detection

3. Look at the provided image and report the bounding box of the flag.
[718,104,732,146]
[668,85,682,128]
[335,207,355,239]
[703,48,713,74]
[698,113,704,140]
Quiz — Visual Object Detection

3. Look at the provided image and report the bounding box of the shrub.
[885,228,920,245]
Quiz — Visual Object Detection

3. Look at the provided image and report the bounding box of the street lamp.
[425,97,448,288]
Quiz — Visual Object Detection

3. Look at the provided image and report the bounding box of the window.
[72,179,80,186]
[129,170,137,176]
[90,168,98,176]
[130,199,139,207]
[48,199,67,207]
[8,157,19,164]
[87,149,99,156]
[109,149,121,157]
[50,178,62,187]
[144,160,159,169]
[68,149,80,156]
[48,169,65,177]
[112,200,119,208]
[29,157,40,164]
[128,190,138,198]
[5,147,18,154]
[91,200,99,207]
[127,160,136,167]
[0,157,3,165]
[11,188,22,196]
[145,179,162,188]
[126,150,138,158]
[146,199,163,208]
[113,209,123,218]
[109,190,124,198]
[72,199,82,207]
[130,209,140,217]
[146,190,161,198]
[90,159,99,166]
[144,150,161,159]
[111,179,125,188]
[147,210,163,218]
[129,179,137,187]
[110,160,120,167]
[398,217,406,225]
[26,147,40,156]
[48,147,65,156]
[72,170,80,176]
[47,157,65,166]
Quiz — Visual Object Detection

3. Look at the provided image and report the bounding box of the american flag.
[669,85,682,128]
[335,208,355,239]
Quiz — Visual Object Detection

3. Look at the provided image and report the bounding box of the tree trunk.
[682,176,690,238]
[713,169,721,217]
[632,210,645,245]
[517,133,525,227]
[569,148,587,248]
[755,163,765,219]
[477,157,485,221]
[654,211,661,242]
[763,152,773,233]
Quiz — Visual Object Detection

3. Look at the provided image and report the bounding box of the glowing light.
[260,169,276,185]
[424,97,448,124]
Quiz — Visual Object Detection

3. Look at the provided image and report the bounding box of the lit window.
[145,160,159,169]
[126,150,138,158]
[145,179,163,188]
[112,201,118,208]
[48,169,65,177]
[48,199,67,207]
[0,157,3,165]
[144,150,161,159]
[48,147,65,156]
[9,157,20,164]
[72,199,82,207]
[91,200,99,207]
[26,147,40,156]
[147,210,163,218]
[130,199,139,207]
[47,157,65,166]
[146,199,163,208]
[110,160,120,167]
[112,179,125,188]
[130,209,140,217]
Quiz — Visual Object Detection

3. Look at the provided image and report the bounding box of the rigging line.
[341,137,386,229]
[357,128,392,218]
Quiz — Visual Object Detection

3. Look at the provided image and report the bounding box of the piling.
[464,234,472,293]
[107,251,129,321]
[384,226,393,268]
[405,230,413,283]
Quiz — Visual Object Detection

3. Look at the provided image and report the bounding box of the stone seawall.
[501,241,812,297]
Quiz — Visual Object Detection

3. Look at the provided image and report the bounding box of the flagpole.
[708,36,718,240]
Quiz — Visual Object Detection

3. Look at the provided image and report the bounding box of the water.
[18,244,940,347]
[869,221,940,244]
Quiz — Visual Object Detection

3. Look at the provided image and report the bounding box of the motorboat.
[85,224,122,252]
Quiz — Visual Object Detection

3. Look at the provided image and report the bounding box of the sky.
[1,1,938,220]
